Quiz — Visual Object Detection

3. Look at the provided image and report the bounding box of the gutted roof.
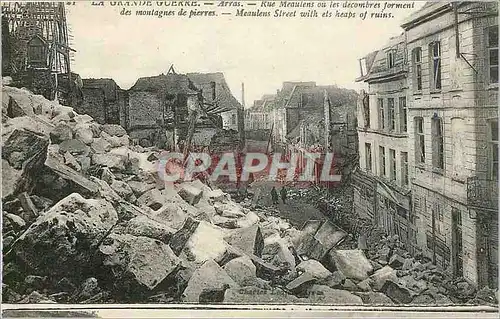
[356,33,407,83]
[130,73,199,95]
[82,78,120,101]
[187,72,241,114]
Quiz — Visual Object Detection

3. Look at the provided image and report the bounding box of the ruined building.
[1,2,82,107]
[354,1,498,289]
[187,72,241,132]
[264,82,357,155]
[72,70,242,150]
[123,71,213,149]
[78,78,121,125]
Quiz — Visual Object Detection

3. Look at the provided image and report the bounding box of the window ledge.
[416,164,425,170]
[451,177,466,184]
[448,88,464,93]
[430,90,442,95]
[488,83,499,90]
[432,167,444,175]
[413,91,423,96]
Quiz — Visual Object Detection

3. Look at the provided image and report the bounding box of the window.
[415,117,425,164]
[429,41,442,90]
[401,151,409,186]
[387,50,396,68]
[379,146,386,177]
[412,47,422,91]
[389,149,396,182]
[432,117,444,170]
[433,202,444,235]
[231,114,236,125]
[365,143,372,172]
[387,98,395,132]
[27,36,47,67]
[362,93,370,128]
[399,97,407,133]
[378,98,385,130]
[488,26,498,84]
[490,120,498,180]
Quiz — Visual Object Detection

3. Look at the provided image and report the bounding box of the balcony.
[467,177,498,210]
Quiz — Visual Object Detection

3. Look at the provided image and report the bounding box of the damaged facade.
[284,84,357,156]
[187,72,242,132]
[246,81,358,155]
[77,78,121,125]
[1,2,82,107]
[73,70,241,150]
[354,1,498,289]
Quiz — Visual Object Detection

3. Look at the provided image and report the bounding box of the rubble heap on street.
[1,85,497,306]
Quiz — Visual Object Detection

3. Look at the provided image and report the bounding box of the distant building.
[245,94,275,131]
[284,84,357,153]
[354,1,498,288]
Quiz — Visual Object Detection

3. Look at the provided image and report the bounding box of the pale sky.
[66,1,426,106]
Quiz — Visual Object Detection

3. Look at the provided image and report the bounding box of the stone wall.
[128,91,162,130]
[78,88,106,124]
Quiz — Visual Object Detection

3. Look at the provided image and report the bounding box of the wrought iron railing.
[467,176,498,210]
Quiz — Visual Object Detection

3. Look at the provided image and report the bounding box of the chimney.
[210,81,216,101]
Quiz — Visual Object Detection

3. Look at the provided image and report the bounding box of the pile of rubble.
[1,85,497,306]
[363,230,498,306]
[288,184,498,306]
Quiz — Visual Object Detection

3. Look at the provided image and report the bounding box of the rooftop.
[187,72,241,113]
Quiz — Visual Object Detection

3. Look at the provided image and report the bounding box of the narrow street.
[249,179,325,228]
[245,139,328,227]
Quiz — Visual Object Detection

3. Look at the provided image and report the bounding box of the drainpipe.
[454,3,460,58]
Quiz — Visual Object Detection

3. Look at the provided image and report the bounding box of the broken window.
[388,98,395,132]
[490,120,498,180]
[389,149,396,182]
[365,143,372,172]
[432,117,444,170]
[378,98,385,130]
[359,58,368,77]
[415,117,425,164]
[401,151,409,186]
[488,25,498,84]
[412,47,422,91]
[429,42,442,90]
[387,50,396,68]
[399,96,407,133]
[379,146,386,177]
